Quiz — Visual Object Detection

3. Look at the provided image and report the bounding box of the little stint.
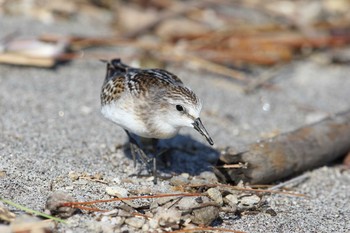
[100,59,213,183]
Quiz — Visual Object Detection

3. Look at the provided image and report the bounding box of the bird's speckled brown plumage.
[100,59,199,107]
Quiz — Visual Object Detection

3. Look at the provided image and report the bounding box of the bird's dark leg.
[151,138,158,184]
[125,130,160,183]
[124,132,172,184]
[124,130,150,168]
[149,139,172,184]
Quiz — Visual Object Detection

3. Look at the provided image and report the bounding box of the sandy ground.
[1,16,350,232]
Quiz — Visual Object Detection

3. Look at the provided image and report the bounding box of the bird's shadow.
[123,134,220,177]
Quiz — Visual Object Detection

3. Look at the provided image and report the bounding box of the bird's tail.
[101,58,130,83]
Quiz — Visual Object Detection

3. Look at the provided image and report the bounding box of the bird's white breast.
[101,101,150,137]
[101,100,180,139]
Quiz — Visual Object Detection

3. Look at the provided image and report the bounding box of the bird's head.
[155,86,214,145]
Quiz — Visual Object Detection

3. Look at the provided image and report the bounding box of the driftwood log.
[218,110,350,184]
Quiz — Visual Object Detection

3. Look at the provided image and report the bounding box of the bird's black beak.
[192,118,214,145]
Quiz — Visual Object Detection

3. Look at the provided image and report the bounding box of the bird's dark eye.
[176,105,184,112]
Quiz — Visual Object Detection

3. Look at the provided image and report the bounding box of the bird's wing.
[143,69,184,86]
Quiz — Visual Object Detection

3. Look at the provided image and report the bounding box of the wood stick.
[0,53,56,67]
[219,110,350,184]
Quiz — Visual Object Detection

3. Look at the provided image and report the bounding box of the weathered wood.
[0,53,56,67]
[219,110,350,184]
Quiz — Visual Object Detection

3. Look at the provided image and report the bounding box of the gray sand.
[1,16,350,232]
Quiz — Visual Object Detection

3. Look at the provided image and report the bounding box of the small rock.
[150,207,181,229]
[207,188,223,206]
[10,215,54,233]
[189,177,209,186]
[106,186,140,208]
[112,177,121,184]
[149,218,159,229]
[45,191,78,218]
[224,194,238,207]
[265,208,277,216]
[68,171,80,180]
[102,209,119,216]
[169,175,189,186]
[0,203,15,222]
[180,173,190,179]
[125,217,145,229]
[156,195,179,206]
[105,186,128,197]
[142,222,150,232]
[146,176,155,182]
[191,206,220,226]
[0,170,6,178]
[177,197,200,210]
[237,195,261,210]
[111,216,125,226]
[199,171,218,183]
[100,216,110,222]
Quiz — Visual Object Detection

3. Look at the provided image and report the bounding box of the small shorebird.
[100,59,213,183]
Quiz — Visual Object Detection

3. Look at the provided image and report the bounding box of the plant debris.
[0,34,69,67]
[53,175,284,232]
[0,203,15,223]
[2,0,350,91]
[219,109,350,184]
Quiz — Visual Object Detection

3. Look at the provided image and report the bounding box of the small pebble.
[112,177,121,184]
[189,177,209,186]
[100,216,110,222]
[177,197,200,210]
[207,188,223,206]
[224,194,238,207]
[169,175,189,186]
[265,208,277,216]
[199,171,218,183]
[142,222,150,232]
[156,195,179,206]
[237,195,261,210]
[111,216,125,226]
[180,173,190,179]
[125,217,145,229]
[105,187,141,209]
[191,206,220,226]
[10,214,54,232]
[105,186,128,197]
[45,191,78,218]
[0,203,15,222]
